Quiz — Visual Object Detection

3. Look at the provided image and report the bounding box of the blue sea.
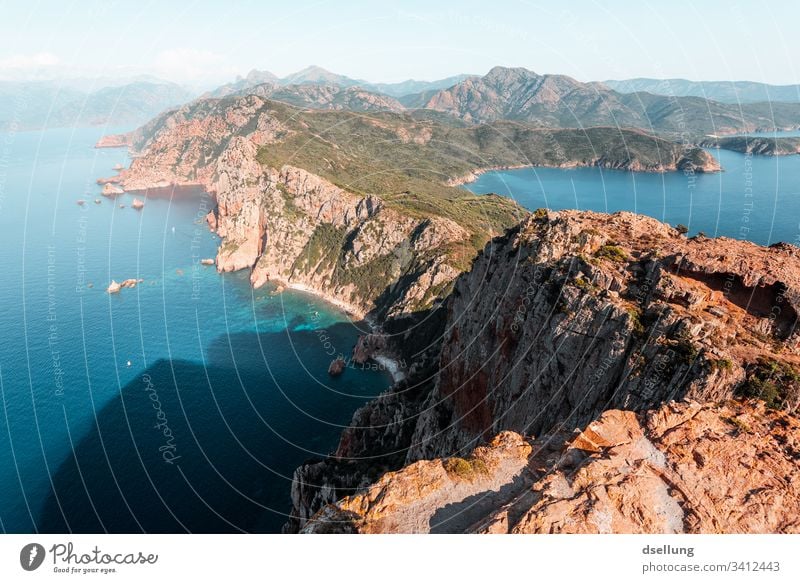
[466,147,800,246]
[0,127,391,533]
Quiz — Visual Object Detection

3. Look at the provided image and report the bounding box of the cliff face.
[287,210,800,532]
[105,95,502,319]
[407,210,800,459]
[303,400,800,533]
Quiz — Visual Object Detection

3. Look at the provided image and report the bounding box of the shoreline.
[450,158,723,187]
[276,283,407,383]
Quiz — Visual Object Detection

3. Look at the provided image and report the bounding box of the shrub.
[595,244,628,263]
[443,457,489,480]
[675,224,689,235]
[738,357,800,410]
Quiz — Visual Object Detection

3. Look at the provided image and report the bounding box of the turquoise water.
[466,148,800,246]
[0,127,390,533]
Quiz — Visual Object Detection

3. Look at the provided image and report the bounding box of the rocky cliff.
[303,400,800,533]
[287,210,800,532]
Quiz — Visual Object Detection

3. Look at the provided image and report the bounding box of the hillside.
[410,66,800,135]
[700,135,800,156]
[605,77,800,104]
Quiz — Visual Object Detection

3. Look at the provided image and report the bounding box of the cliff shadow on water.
[37,322,392,533]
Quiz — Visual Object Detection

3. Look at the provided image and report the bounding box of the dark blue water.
[0,127,390,533]
[466,148,800,246]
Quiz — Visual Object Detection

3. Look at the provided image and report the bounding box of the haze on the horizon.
[0,0,798,87]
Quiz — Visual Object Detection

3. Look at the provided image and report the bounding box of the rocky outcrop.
[106,278,142,293]
[287,210,800,532]
[407,210,800,460]
[95,134,130,148]
[303,400,800,533]
[101,184,124,196]
[700,136,800,156]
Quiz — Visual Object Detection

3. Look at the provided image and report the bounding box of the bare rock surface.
[304,401,800,533]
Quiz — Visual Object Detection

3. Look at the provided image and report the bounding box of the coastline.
[447,158,720,187]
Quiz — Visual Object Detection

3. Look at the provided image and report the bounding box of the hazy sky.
[1,0,798,87]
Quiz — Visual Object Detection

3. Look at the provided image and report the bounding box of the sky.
[0,0,798,88]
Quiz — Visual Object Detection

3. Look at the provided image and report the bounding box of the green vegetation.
[292,224,346,274]
[738,357,800,410]
[721,415,753,434]
[675,224,689,235]
[625,306,645,336]
[595,244,628,263]
[443,457,489,480]
[711,358,734,373]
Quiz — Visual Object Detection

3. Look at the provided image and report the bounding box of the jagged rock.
[303,401,800,534]
[107,278,142,293]
[352,334,387,365]
[328,358,345,377]
[102,183,124,196]
[287,210,800,532]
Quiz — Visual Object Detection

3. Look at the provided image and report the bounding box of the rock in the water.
[200,258,215,265]
[102,183,124,196]
[328,358,345,377]
[107,278,142,293]
[131,198,144,210]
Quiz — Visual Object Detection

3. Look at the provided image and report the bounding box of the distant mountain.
[210,69,281,97]
[281,65,363,88]
[0,80,193,130]
[407,66,800,135]
[208,67,472,100]
[221,82,404,113]
[604,78,800,104]
[366,74,472,97]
